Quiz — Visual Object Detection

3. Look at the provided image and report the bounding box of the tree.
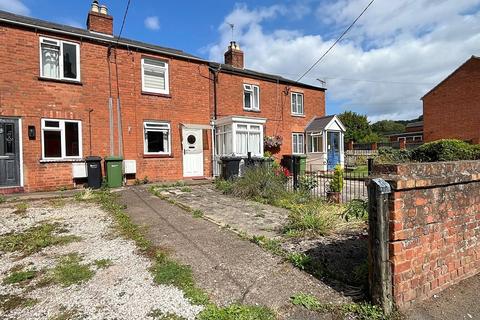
[371,120,406,135]
[338,111,371,142]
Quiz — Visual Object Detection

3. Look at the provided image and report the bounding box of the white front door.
[182,128,204,177]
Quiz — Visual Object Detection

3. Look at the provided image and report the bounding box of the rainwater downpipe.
[107,46,114,156]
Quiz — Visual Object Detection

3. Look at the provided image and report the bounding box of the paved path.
[158,184,289,239]
[120,187,349,319]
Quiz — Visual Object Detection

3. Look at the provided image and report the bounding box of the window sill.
[40,158,84,163]
[38,77,83,86]
[143,154,173,159]
[142,91,172,98]
[291,114,306,118]
[243,109,261,113]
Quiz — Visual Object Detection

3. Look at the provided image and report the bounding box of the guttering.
[0,16,207,64]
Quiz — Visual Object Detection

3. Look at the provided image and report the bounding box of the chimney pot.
[224,41,244,69]
[91,1,100,13]
[99,5,108,15]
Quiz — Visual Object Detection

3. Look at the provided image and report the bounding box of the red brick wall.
[87,12,113,35]
[374,161,480,309]
[423,58,480,144]
[214,72,326,160]
[0,23,211,192]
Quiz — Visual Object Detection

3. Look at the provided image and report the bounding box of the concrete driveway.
[119,187,350,319]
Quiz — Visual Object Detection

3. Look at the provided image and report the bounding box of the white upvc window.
[41,119,82,160]
[292,132,305,154]
[142,58,169,94]
[235,123,262,156]
[291,92,304,115]
[144,122,171,155]
[243,84,260,111]
[307,132,323,153]
[39,37,81,81]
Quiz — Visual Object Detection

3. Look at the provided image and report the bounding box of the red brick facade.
[0,9,326,192]
[374,161,480,309]
[423,57,480,144]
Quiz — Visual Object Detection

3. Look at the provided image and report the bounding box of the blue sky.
[2,0,480,122]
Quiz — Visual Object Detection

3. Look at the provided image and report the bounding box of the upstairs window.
[41,119,82,160]
[292,132,305,154]
[40,37,80,81]
[142,58,169,94]
[243,84,260,111]
[291,92,304,115]
[144,122,171,155]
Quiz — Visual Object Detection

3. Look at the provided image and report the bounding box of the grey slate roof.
[305,115,336,132]
[209,62,326,91]
[0,9,324,91]
[0,10,204,61]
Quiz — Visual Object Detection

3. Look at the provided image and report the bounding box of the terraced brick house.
[0,2,337,193]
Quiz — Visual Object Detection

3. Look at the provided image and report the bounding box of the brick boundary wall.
[373,161,480,309]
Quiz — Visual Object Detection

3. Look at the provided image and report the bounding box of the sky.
[1,0,479,122]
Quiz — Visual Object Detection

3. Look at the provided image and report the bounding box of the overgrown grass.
[51,253,94,287]
[180,186,192,193]
[0,294,38,312]
[198,304,276,320]
[3,269,37,285]
[287,252,312,270]
[251,235,285,257]
[0,223,79,255]
[150,252,209,305]
[13,202,29,215]
[291,293,393,320]
[148,310,186,320]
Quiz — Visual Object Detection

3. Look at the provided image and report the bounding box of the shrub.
[376,147,412,164]
[328,165,343,193]
[411,139,477,162]
[298,175,318,193]
[230,165,287,203]
[214,179,234,195]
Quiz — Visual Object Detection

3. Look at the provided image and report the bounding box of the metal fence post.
[292,156,298,191]
[367,178,393,314]
[368,158,374,175]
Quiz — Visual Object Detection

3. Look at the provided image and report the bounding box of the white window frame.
[214,117,265,157]
[243,84,260,111]
[291,92,304,116]
[307,132,323,153]
[292,132,305,154]
[39,36,81,82]
[141,58,170,95]
[41,119,83,160]
[143,121,171,155]
[397,137,406,142]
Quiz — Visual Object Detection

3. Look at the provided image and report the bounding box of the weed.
[57,186,68,192]
[3,269,37,285]
[282,200,341,237]
[94,259,113,269]
[287,253,312,270]
[192,209,204,218]
[49,198,67,208]
[198,304,276,320]
[291,292,391,320]
[180,186,192,193]
[49,308,81,320]
[13,202,29,215]
[0,294,38,312]
[0,223,79,255]
[0,194,6,204]
[214,179,234,194]
[148,310,186,320]
[342,199,368,222]
[51,253,94,286]
[150,252,209,305]
[251,235,285,257]
[291,293,322,310]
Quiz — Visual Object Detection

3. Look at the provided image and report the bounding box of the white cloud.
[144,16,160,31]
[208,1,480,121]
[0,0,30,15]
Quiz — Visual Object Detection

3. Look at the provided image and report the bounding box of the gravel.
[0,200,203,320]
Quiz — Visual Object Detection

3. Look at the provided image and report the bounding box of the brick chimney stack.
[224,41,244,69]
[87,1,113,35]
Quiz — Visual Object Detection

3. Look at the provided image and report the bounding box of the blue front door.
[327,131,340,170]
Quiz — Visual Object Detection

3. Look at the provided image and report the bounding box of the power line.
[116,0,131,45]
[296,0,375,82]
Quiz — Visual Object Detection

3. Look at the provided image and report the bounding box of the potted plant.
[327,164,344,203]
